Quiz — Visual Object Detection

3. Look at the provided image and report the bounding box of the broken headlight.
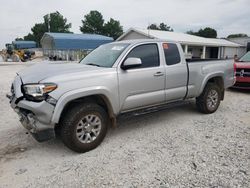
[22,83,57,101]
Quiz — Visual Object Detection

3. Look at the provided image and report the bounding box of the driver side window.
[126,44,160,68]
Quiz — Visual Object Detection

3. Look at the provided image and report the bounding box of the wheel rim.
[76,114,102,143]
[207,89,219,110]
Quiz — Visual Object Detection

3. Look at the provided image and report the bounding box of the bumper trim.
[233,81,250,89]
[31,129,55,142]
[17,109,55,142]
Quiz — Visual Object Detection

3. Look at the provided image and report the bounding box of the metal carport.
[41,33,113,61]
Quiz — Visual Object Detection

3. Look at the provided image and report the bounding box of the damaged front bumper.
[7,75,56,142]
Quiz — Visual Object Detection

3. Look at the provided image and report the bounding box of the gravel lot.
[0,64,249,188]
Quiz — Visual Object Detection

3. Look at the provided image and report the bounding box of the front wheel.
[196,83,221,114]
[60,103,108,153]
[11,54,20,62]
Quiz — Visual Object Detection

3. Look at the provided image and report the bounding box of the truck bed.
[186,59,235,98]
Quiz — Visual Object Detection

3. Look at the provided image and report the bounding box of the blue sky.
[0,0,249,48]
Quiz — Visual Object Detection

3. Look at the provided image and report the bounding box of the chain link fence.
[43,49,92,61]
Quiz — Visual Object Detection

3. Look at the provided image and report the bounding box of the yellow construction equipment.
[0,43,35,62]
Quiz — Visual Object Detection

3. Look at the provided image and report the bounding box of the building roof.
[227,37,250,46]
[12,41,37,49]
[41,32,113,50]
[45,32,113,40]
[117,28,242,47]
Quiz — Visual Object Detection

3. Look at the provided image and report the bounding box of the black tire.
[196,83,221,114]
[60,103,108,153]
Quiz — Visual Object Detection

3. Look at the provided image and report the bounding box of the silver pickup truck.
[7,39,235,152]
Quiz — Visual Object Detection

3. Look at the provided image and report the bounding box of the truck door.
[118,43,165,112]
[162,43,188,101]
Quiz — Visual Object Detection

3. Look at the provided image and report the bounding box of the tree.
[227,33,248,38]
[15,38,23,41]
[147,24,158,30]
[103,18,123,40]
[198,27,217,38]
[21,11,71,46]
[186,30,196,35]
[147,22,174,31]
[80,10,124,39]
[30,23,47,45]
[44,11,71,33]
[80,11,104,34]
[24,33,35,41]
[187,27,217,38]
[159,23,174,31]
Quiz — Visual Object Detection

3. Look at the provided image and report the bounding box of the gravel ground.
[0,64,249,188]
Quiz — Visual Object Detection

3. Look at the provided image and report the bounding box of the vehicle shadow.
[228,88,250,94]
[109,100,199,137]
[44,100,199,153]
[0,100,200,156]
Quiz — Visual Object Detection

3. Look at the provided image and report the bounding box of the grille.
[236,68,250,77]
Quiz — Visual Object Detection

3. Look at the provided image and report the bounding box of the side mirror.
[121,57,142,70]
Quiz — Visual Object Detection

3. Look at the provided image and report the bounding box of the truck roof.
[113,39,176,45]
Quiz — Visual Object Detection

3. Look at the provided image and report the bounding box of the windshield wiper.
[86,63,100,67]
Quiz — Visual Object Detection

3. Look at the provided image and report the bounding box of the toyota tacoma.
[7,39,235,153]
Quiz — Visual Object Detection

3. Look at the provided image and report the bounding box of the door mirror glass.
[121,57,142,70]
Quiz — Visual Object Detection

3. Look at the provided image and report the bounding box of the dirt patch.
[0,145,27,161]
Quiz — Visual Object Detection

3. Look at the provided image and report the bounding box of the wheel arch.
[199,74,225,100]
[51,89,117,127]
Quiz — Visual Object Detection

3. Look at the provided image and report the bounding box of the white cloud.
[0,0,249,48]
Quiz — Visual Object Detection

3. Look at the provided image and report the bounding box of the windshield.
[80,43,129,67]
[239,51,250,62]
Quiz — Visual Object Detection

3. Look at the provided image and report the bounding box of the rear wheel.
[60,103,108,153]
[196,83,221,114]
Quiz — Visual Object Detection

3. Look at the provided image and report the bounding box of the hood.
[235,62,250,69]
[18,62,101,83]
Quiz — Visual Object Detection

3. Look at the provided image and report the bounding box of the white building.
[227,37,250,55]
[117,28,244,59]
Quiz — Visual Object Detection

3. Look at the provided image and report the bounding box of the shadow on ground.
[1,100,200,156]
[228,88,250,94]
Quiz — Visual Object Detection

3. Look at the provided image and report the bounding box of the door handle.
[154,72,164,77]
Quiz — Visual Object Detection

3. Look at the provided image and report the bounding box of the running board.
[120,100,192,117]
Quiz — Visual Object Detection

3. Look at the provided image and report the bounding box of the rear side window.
[163,43,181,65]
[126,44,160,68]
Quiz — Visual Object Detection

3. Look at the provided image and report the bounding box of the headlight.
[23,83,57,101]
